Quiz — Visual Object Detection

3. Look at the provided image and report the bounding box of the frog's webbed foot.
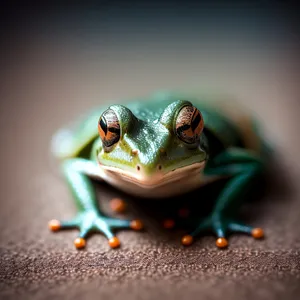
[48,212,143,249]
[181,214,264,248]
[181,148,265,248]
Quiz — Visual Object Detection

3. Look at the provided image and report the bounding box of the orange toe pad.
[74,237,86,249]
[181,235,194,246]
[48,219,61,231]
[108,237,120,248]
[130,220,143,230]
[251,228,264,239]
[216,237,228,248]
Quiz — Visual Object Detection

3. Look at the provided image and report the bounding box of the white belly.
[98,169,219,198]
[109,174,217,198]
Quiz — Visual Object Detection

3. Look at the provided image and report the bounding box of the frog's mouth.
[98,161,206,189]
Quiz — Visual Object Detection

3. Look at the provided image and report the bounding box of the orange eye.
[98,109,120,148]
[175,105,204,144]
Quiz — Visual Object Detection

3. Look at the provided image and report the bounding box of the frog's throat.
[98,161,206,189]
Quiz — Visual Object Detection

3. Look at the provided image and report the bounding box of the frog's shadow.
[95,151,292,242]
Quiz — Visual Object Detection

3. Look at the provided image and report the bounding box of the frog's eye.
[98,109,120,148]
[175,105,204,144]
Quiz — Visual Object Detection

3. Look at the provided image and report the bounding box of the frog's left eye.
[98,109,120,148]
[175,105,204,144]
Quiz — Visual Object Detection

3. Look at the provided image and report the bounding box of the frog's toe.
[105,218,144,231]
[97,217,144,248]
[108,236,121,248]
[181,235,194,246]
[251,227,264,239]
[228,222,264,239]
[48,219,61,231]
[98,218,143,248]
[49,217,89,249]
[74,237,86,249]
[48,218,78,231]
[215,237,228,248]
[130,219,144,231]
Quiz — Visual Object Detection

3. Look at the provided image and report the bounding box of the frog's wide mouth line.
[97,161,206,188]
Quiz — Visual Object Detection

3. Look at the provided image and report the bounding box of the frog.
[49,91,270,250]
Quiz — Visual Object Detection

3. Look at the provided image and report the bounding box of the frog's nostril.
[137,165,141,171]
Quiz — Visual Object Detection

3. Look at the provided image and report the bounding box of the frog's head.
[96,100,207,188]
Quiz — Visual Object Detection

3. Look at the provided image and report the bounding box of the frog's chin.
[97,161,206,189]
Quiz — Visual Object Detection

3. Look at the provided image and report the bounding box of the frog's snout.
[129,145,166,176]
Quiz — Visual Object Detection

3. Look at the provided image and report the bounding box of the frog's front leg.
[182,149,265,248]
[48,158,143,249]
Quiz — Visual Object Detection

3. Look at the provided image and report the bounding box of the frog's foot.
[181,215,264,248]
[48,211,143,249]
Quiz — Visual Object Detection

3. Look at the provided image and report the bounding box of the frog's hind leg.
[48,158,143,249]
[181,148,265,248]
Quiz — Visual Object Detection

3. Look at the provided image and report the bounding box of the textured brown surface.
[1,5,300,300]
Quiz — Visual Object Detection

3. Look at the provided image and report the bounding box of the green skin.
[50,91,268,248]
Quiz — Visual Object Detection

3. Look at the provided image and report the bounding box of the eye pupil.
[176,124,191,135]
[100,118,107,135]
[108,127,120,134]
[191,113,201,131]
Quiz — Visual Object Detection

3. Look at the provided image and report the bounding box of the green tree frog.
[49,91,269,250]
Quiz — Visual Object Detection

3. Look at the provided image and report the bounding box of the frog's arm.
[51,108,105,159]
[182,148,265,248]
[48,158,143,249]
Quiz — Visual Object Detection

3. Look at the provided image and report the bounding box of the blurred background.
[1,1,299,154]
[0,1,299,300]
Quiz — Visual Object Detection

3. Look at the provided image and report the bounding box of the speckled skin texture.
[1,3,300,300]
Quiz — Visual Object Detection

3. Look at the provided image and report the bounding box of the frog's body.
[49,92,268,249]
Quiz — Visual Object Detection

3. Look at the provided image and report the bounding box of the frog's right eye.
[98,109,120,148]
